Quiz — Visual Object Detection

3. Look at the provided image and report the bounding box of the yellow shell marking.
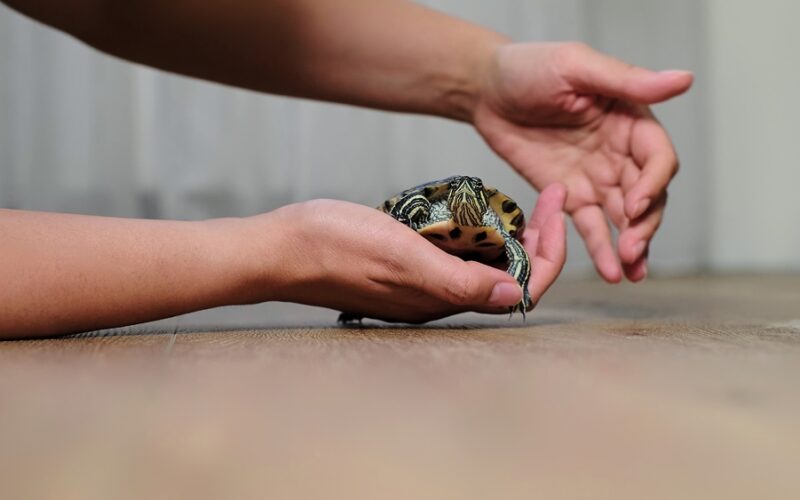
[417,221,506,261]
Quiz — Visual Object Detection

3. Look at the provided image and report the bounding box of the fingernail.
[634,241,647,259]
[659,70,692,78]
[633,198,651,218]
[489,282,522,307]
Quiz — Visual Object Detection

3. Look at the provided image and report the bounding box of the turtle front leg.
[503,235,533,316]
[389,192,431,229]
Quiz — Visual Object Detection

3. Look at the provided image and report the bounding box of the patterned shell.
[379,177,526,239]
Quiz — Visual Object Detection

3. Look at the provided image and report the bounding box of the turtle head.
[447,176,489,226]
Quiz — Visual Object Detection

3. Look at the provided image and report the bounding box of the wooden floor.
[1,274,799,499]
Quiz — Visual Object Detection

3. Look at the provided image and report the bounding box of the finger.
[529,183,568,231]
[523,182,566,255]
[572,205,622,283]
[528,212,567,305]
[622,253,648,282]
[415,250,523,309]
[624,118,679,219]
[521,184,567,305]
[561,43,694,104]
[603,186,628,230]
[618,194,666,265]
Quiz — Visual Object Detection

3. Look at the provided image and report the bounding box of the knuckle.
[654,215,664,232]
[379,247,411,284]
[563,41,591,54]
[444,271,475,306]
[552,42,590,72]
[672,157,681,177]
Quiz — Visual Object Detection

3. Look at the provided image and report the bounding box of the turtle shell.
[379,177,527,262]
[485,186,526,239]
[379,178,451,214]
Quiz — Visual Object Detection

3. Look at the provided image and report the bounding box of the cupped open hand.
[256,184,566,323]
[474,42,693,282]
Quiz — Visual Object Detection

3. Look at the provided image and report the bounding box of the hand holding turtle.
[261,184,566,323]
[472,42,693,283]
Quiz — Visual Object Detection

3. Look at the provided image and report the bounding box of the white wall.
[708,0,800,270]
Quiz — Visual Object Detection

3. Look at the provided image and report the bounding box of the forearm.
[2,0,508,120]
[0,210,268,338]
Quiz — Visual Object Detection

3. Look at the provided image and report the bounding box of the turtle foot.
[337,312,364,325]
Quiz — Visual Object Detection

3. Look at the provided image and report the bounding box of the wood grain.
[1,274,799,499]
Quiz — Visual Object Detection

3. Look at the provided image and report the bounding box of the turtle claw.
[508,305,525,320]
[508,303,527,320]
[508,288,533,320]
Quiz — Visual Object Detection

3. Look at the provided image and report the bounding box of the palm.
[473,42,692,282]
[480,100,648,208]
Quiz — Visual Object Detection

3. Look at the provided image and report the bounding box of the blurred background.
[0,0,797,276]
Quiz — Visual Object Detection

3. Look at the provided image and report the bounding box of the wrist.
[196,215,281,306]
[438,31,509,123]
[203,206,308,307]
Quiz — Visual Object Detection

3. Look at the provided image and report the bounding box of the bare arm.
[2,0,505,121]
[0,190,567,338]
[0,210,265,338]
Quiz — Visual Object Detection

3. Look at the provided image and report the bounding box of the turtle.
[338,175,532,323]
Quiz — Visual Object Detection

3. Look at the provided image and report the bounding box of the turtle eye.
[472,177,483,189]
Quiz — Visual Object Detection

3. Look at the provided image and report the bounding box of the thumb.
[562,44,693,104]
[420,252,522,308]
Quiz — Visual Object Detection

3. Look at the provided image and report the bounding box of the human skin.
[0,0,691,337]
[0,186,566,338]
[475,44,691,282]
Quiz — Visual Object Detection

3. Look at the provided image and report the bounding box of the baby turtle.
[339,175,532,323]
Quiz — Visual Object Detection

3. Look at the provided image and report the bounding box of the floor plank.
[1,274,799,499]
